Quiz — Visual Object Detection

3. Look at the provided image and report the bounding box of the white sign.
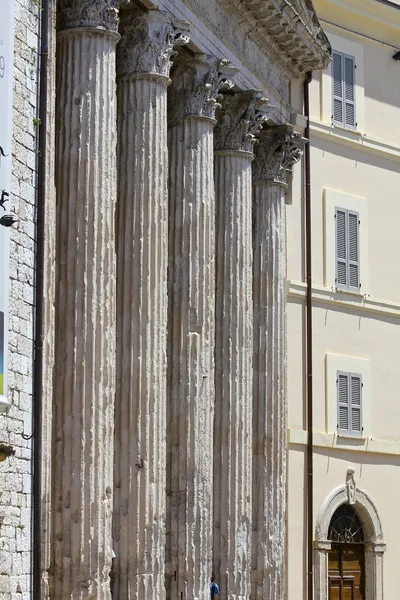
[0,0,15,412]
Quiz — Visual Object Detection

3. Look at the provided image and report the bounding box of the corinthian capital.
[117,11,190,79]
[58,0,119,33]
[168,55,237,123]
[215,91,271,154]
[253,125,306,186]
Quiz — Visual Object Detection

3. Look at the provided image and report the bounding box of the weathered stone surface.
[168,54,236,123]
[113,10,188,600]
[166,55,232,600]
[213,91,267,600]
[58,0,120,33]
[117,10,189,79]
[252,125,304,600]
[52,24,118,599]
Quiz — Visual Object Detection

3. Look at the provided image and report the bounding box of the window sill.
[336,434,365,444]
[335,287,363,298]
[331,123,360,137]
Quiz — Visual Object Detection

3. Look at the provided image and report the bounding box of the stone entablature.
[208,0,330,76]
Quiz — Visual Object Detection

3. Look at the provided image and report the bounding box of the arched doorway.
[327,504,365,599]
[314,484,386,600]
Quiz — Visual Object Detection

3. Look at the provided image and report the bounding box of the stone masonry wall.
[0,0,40,597]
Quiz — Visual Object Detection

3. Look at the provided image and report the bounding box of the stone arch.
[315,484,384,544]
[314,484,386,600]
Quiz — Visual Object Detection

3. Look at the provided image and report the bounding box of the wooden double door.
[328,543,365,600]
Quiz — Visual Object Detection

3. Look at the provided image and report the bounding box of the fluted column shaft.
[52,4,119,597]
[168,115,215,600]
[114,12,189,600]
[214,150,253,600]
[251,125,304,600]
[167,56,234,600]
[213,91,268,600]
[252,180,287,600]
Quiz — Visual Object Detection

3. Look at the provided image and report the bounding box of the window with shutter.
[335,207,360,292]
[332,50,356,130]
[337,371,363,437]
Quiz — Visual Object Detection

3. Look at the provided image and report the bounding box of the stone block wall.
[0,0,40,597]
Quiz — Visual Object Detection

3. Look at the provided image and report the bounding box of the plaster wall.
[287,0,400,598]
[288,447,400,600]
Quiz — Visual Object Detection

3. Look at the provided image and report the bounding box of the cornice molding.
[215,91,271,154]
[168,54,236,122]
[287,280,400,318]
[218,0,331,77]
[309,120,400,162]
[253,125,306,185]
[58,0,119,33]
[289,428,400,458]
[117,10,190,79]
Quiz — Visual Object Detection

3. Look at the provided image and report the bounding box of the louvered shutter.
[350,374,362,435]
[332,52,344,125]
[335,208,348,289]
[335,208,360,292]
[337,372,350,434]
[348,210,360,291]
[332,51,356,129]
[344,55,356,129]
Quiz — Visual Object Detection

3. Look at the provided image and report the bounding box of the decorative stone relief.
[168,54,236,122]
[215,91,271,153]
[346,467,357,505]
[253,124,306,186]
[58,0,120,33]
[117,10,190,79]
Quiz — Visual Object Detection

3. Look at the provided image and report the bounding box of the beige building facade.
[288,0,400,598]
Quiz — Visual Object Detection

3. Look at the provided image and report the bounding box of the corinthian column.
[213,92,268,600]
[52,2,119,598]
[166,55,234,600]
[252,125,305,600]
[113,11,189,600]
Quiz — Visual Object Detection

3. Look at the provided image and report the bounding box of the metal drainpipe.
[304,70,314,600]
[33,0,49,597]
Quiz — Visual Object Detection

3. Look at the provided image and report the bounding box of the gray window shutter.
[337,372,350,434]
[335,208,360,292]
[350,374,362,435]
[332,52,343,125]
[335,208,348,289]
[332,51,356,129]
[344,55,356,129]
[348,210,360,291]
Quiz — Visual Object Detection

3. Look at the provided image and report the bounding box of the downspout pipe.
[33,0,49,597]
[304,70,314,600]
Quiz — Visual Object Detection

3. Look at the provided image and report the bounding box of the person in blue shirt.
[210,573,219,598]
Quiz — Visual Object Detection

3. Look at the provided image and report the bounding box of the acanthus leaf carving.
[253,124,306,185]
[117,11,190,79]
[215,91,272,153]
[58,0,120,33]
[168,55,237,122]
